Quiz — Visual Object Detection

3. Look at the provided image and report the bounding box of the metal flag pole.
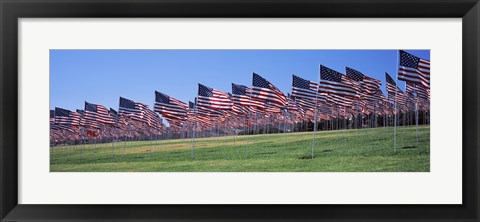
[394,50,399,154]
[79,137,85,159]
[343,106,346,147]
[223,113,228,159]
[254,111,257,135]
[149,133,153,155]
[384,112,386,128]
[336,107,340,144]
[263,114,267,149]
[245,112,249,159]
[312,65,320,159]
[191,105,197,160]
[224,114,228,146]
[123,134,127,155]
[93,137,96,152]
[371,106,375,135]
[277,113,281,134]
[414,85,419,147]
[355,101,359,134]
[283,109,288,152]
[233,116,237,147]
[111,137,115,159]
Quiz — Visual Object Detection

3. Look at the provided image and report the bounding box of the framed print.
[1,0,479,221]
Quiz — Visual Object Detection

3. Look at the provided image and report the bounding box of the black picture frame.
[1,0,478,221]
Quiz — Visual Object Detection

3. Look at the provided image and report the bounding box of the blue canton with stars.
[55,107,72,117]
[155,91,171,104]
[85,102,98,112]
[119,97,136,110]
[232,83,248,95]
[385,72,397,86]
[346,67,364,82]
[320,65,342,82]
[252,73,273,89]
[399,50,421,68]
[292,75,312,90]
[198,83,213,97]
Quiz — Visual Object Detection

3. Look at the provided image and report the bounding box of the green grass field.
[50,125,430,172]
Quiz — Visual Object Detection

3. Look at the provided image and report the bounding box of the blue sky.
[50,49,429,112]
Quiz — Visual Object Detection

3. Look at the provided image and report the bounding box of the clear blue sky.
[50,50,429,112]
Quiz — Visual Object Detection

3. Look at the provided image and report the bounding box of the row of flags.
[51,50,430,144]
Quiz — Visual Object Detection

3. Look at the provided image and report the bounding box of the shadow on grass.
[257,151,277,155]
[299,155,312,160]
[400,146,417,150]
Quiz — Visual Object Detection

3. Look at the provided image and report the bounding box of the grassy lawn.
[50,125,430,172]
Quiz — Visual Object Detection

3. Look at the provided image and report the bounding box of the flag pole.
[191,105,197,160]
[283,109,288,152]
[111,137,115,159]
[343,106,346,147]
[394,50,399,154]
[414,85,419,148]
[245,111,249,159]
[223,113,228,158]
[123,128,128,155]
[336,107,340,144]
[233,116,237,147]
[80,137,85,159]
[312,65,320,159]
[374,103,378,138]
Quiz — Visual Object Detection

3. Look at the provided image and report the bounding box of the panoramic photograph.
[49,49,430,172]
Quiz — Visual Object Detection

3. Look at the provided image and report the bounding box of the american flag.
[109,108,123,126]
[197,83,233,110]
[326,94,355,108]
[318,104,335,120]
[54,107,81,125]
[54,123,76,133]
[291,74,319,101]
[287,94,306,118]
[251,73,287,108]
[50,110,55,124]
[187,101,196,116]
[346,67,381,95]
[50,110,63,132]
[385,72,400,99]
[134,102,162,129]
[405,82,417,105]
[385,73,408,108]
[366,90,388,111]
[398,50,430,89]
[77,109,101,129]
[228,93,248,115]
[294,97,317,111]
[190,100,213,126]
[319,65,359,98]
[195,105,224,118]
[187,101,199,123]
[145,106,163,129]
[119,97,143,121]
[231,83,262,111]
[76,109,87,126]
[406,82,430,101]
[154,91,188,124]
[85,101,114,125]
[193,97,224,119]
[376,90,389,104]
[265,102,282,113]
